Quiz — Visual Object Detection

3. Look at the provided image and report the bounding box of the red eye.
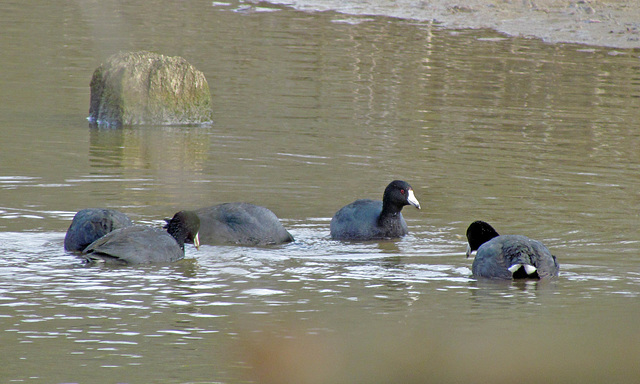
[400,189,405,194]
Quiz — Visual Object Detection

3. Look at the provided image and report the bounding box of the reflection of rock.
[87,125,211,211]
[88,126,126,169]
[89,125,210,172]
[89,51,212,126]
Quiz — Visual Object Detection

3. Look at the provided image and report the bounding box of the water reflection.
[89,125,211,173]
[88,127,126,169]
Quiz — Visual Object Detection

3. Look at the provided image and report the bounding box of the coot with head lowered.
[83,211,200,265]
[190,202,293,246]
[64,208,132,252]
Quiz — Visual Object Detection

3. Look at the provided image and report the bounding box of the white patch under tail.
[508,263,538,275]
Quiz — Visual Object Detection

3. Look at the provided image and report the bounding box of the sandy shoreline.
[270,0,640,49]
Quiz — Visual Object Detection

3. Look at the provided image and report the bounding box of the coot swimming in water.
[83,210,200,265]
[64,208,132,252]
[189,202,293,245]
[465,220,559,279]
[330,180,421,241]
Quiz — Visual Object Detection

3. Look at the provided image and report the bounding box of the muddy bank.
[269,0,640,49]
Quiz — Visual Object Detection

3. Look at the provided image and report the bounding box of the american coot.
[190,202,294,246]
[465,220,559,279]
[64,208,132,252]
[330,180,421,241]
[83,210,200,265]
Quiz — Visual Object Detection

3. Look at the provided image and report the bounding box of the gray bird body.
[195,202,293,245]
[83,226,185,265]
[64,208,132,252]
[83,211,200,265]
[472,234,559,279]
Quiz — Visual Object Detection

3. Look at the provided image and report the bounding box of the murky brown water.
[1,1,639,383]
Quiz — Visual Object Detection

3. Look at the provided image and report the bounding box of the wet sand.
[273,0,640,49]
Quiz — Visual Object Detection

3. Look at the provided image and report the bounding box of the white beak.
[194,233,200,250]
[407,189,421,209]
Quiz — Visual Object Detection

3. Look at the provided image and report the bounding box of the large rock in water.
[89,51,212,126]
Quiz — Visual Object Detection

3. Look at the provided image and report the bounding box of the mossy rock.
[89,51,212,126]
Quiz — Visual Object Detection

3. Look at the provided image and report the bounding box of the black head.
[382,180,421,211]
[465,220,500,257]
[166,210,201,250]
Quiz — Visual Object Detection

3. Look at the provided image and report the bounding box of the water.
[1,1,639,383]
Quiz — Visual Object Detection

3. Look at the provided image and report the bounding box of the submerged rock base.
[89,51,212,126]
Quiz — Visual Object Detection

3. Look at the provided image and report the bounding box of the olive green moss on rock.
[89,51,212,126]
